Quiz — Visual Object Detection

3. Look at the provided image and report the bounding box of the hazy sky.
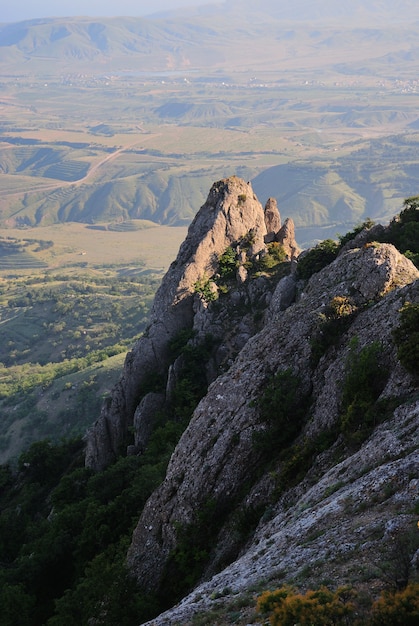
[0,0,218,23]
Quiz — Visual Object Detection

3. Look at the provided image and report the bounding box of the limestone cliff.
[86,178,418,625]
[85,177,298,470]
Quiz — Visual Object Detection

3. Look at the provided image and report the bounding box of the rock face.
[264,197,281,242]
[86,176,418,625]
[127,239,419,599]
[142,398,419,626]
[85,177,299,470]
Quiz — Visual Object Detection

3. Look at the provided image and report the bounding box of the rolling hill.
[1,1,419,240]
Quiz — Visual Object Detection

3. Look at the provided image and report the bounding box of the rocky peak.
[263,197,300,260]
[276,216,300,259]
[85,177,280,470]
[82,175,419,624]
[264,197,281,242]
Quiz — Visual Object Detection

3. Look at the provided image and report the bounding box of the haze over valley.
[1,1,419,248]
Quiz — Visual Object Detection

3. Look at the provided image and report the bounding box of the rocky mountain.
[85,176,418,624]
[85,176,300,470]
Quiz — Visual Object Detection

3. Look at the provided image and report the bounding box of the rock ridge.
[84,176,418,625]
[127,239,419,596]
[85,176,299,470]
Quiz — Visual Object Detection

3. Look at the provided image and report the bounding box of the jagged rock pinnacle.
[85,176,270,470]
[264,197,281,242]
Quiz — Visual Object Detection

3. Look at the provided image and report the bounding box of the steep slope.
[85,177,299,470]
[83,177,419,624]
[127,238,418,606]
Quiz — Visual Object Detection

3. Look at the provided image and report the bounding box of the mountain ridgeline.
[0,177,418,625]
[84,176,419,623]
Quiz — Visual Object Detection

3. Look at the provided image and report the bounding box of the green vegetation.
[339,339,390,446]
[161,498,222,606]
[194,240,289,304]
[169,332,215,421]
[0,430,183,625]
[194,275,218,303]
[254,370,310,456]
[0,250,162,461]
[337,218,375,247]
[393,302,419,377]
[257,242,287,271]
[296,239,339,279]
[310,296,358,365]
[379,196,419,268]
[257,583,419,625]
[218,245,238,279]
[296,202,418,282]
[0,324,216,624]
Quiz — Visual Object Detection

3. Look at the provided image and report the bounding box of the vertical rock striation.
[85,177,299,470]
[127,241,418,596]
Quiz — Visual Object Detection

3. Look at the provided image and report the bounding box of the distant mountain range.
[2,1,419,241]
[1,1,419,73]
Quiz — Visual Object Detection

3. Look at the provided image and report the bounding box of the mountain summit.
[87,178,418,623]
[86,176,299,470]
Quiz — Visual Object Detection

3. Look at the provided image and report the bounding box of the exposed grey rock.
[127,242,419,594]
[339,222,386,253]
[264,197,281,242]
[85,176,271,470]
[269,273,297,313]
[142,401,419,625]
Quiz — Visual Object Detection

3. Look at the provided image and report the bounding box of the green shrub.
[194,276,218,303]
[218,246,238,278]
[254,370,310,455]
[257,242,287,272]
[168,328,196,360]
[339,339,389,445]
[296,239,339,280]
[392,302,419,377]
[170,333,215,421]
[338,218,375,247]
[379,196,419,267]
[160,498,224,606]
[310,296,357,365]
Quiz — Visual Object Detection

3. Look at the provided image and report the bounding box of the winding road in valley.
[1,134,162,200]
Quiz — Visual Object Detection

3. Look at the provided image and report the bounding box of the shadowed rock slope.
[86,177,299,470]
[87,178,418,624]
